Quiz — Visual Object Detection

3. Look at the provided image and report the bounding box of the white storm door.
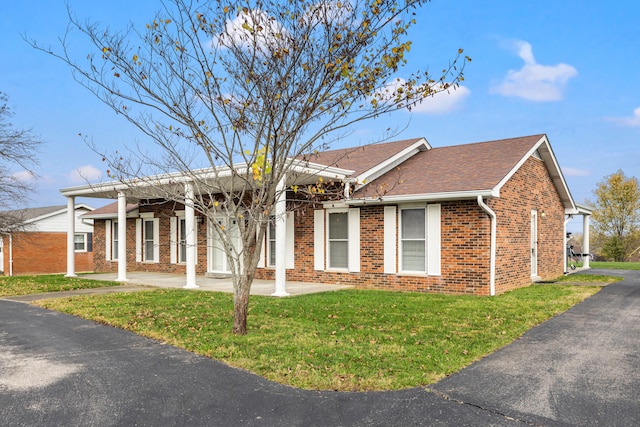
[209,217,240,273]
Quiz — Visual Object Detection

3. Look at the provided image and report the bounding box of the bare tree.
[0,92,42,228]
[31,0,468,334]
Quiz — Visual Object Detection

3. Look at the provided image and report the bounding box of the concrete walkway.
[82,272,353,296]
[3,272,353,303]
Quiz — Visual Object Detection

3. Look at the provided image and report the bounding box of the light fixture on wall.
[541,211,546,218]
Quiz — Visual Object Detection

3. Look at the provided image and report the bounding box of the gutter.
[345,189,497,206]
[477,196,496,296]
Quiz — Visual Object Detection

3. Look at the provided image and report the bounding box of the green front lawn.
[590,261,640,270]
[36,284,601,391]
[0,274,121,297]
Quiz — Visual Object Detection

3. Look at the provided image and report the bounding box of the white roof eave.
[345,189,498,205]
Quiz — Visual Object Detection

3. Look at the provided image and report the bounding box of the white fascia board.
[81,209,140,220]
[288,159,353,179]
[354,138,430,187]
[575,203,594,215]
[346,189,497,205]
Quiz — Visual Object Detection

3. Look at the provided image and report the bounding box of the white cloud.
[375,78,470,115]
[492,40,577,102]
[410,85,471,114]
[68,165,102,184]
[213,9,288,53]
[562,167,590,177]
[12,170,36,183]
[605,107,640,127]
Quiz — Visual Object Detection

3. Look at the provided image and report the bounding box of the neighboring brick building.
[65,134,588,295]
[0,204,95,276]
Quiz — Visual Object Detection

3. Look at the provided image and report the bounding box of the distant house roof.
[0,204,94,224]
[0,204,95,232]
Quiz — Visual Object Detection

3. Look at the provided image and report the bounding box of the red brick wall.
[92,201,209,275]
[489,156,565,293]
[1,232,95,276]
[254,202,493,294]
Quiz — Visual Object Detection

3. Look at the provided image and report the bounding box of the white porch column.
[64,196,77,278]
[116,191,129,282]
[583,214,591,269]
[184,182,199,289]
[272,175,289,297]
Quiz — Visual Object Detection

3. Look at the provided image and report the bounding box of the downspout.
[477,196,496,296]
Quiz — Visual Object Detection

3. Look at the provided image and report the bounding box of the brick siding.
[1,232,94,275]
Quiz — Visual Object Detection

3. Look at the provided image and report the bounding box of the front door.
[531,210,538,277]
[208,217,240,274]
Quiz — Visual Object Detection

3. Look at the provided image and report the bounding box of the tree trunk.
[232,279,251,335]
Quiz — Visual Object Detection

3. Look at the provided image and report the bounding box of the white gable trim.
[354,138,430,189]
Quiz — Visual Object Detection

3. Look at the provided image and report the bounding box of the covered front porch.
[60,161,352,296]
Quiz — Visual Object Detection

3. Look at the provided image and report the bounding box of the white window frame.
[399,206,427,273]
[394,203,441,276]
[171,211,197,265]
[326,209,349,271]
[178,216,188,264]
[267,216,277,267]
[74,233,88,252]
[110,220,119,261]
[136,213,160,263]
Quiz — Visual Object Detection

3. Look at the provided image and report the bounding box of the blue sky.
[1,1,638,231]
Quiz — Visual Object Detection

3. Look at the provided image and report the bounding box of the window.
[178,217,187,263]
[74,233,86,252]
[112,221,119,260]
[143,220,154,261]
[136,215,159,263]
[401,208,426,272]
[268,217,276,266]
[328,211,349,269]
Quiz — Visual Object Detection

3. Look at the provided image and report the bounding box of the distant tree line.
[588,170,640,262]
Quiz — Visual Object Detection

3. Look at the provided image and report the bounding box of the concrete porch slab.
[78,272,353,297]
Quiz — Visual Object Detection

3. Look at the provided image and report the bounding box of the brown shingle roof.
[354,135,545,198]
[304,138,424,177]
[81,201,138,218]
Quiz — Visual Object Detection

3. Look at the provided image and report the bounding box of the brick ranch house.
[0,204,95,276]
[61,134,591,295]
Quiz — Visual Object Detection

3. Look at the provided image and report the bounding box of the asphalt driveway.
[1,269,638,426]
[432,269,640,426]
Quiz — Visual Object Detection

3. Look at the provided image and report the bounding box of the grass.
[554,273,623,284]
[590,261,640,270]
[0,274,122,297]
[35,283,602,391]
